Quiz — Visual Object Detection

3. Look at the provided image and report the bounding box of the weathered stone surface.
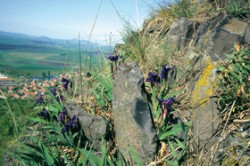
[64,103,107,149]
[193,15,248,60]
[244,24,250,44]
[214,120,250,165]
[166,18,194,51]
[191,56,222,150]
[164,15,250,151]
[113,62,158,164]
[222,18,248,36]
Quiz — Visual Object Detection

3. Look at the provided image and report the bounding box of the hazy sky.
[0,0,167,44]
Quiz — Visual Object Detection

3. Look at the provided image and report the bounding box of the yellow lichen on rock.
[191,56,218,108]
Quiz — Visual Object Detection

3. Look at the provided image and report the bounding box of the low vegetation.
[217,44,250,118]
[1,0,249,165]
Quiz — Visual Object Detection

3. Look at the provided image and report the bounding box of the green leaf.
[19,143,41,155]
[175,138,185,149]
[40,143,55,166]
[217,66,225,72]
[159,122,190,140]
[159,125,182,140]
[129,146,143,166]
[7,151,28,164]
[116,152,125,166]
[168,140,177,158]
[166,159,179,166]
[46,87,63,110]
[48,105,60,114]
[28,117,47,123]
[101,138,107,166]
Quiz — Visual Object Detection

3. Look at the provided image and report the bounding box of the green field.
[0,31,111,77]
[0,49,76,76]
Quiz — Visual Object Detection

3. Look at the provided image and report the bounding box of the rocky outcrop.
[190,56,222,150]
[216,119,250,165]
[64,103,108,149]
[113,10,249,164]
[160,14,250,151]
[112,62,158,165]
[184,15,249,150]
[192,14,249,60]
[166,18,194,51]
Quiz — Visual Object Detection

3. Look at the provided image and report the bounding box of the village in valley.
[0,72,59,99]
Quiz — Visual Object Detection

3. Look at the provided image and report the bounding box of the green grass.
[0,98,36,165]
[0,48,106,77]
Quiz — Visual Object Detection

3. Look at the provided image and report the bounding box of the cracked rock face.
[192,15,249,60]
[112,62,158,165]
[166,18,194,51]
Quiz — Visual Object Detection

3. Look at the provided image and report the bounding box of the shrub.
[217,44,250,116]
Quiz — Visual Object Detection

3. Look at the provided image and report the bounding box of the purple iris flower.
[58,112,65,122]
[161,97,175,111]
[35,95,44,105]
[146,72,161,85]
[159,96,175,111]
[39,108,50,120]
[62,78,72,90]
[49,87,57,96]
[61,115,78,134]
[107,55,119,62]
[69,115,78,129]
[159,96,176,118]
[62,126,67,133]
[56,95,64,103]
[160,65,176,81]
[58,107,67,121]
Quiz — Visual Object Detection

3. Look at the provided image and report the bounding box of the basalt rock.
[112,62,158,165]
[214,120,250,165]
[64,103,108,150]
[166,18,194,51]
[169,15,250,151]
[192,14,249,60]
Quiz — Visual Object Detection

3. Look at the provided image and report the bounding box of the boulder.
[214,118,250,165]
[184,15,249,150]
[177,15,249,150]
[190,56,222,150]
[64,103,108,149]
[112,62,158,165]
[244,23,250,44]
[166,18,194,51]
[192,14,249,60]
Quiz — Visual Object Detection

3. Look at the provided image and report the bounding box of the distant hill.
[0,31,112,52]
[0,31,112,77]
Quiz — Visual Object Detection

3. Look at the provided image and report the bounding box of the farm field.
[0,31,110,77]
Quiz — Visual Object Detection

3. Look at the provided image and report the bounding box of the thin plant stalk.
[78,33,84,104]
[83,0,103,67]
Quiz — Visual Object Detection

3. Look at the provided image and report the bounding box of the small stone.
[64,103,108,150]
